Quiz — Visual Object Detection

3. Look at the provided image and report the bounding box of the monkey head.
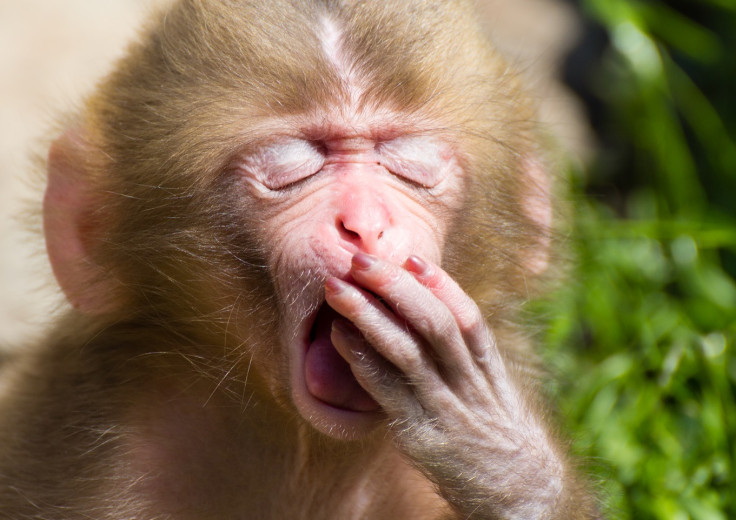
[42,1,550,440]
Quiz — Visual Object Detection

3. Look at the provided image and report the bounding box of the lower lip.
[286,308,385,438]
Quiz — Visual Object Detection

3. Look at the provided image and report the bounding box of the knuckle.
[388,346,424,374]
[427,269,450,291]
[456,303,484,336]
[428,314,459,344]
[361,323,418,367]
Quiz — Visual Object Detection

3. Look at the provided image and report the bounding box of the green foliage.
[538,1,736,517]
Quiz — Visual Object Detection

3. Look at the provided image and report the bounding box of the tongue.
[304,306,379,412]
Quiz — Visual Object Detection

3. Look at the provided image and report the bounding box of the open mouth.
[303,303,379,412]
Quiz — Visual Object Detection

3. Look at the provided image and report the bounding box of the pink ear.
[521,157,552,276]
[43,130,119,315]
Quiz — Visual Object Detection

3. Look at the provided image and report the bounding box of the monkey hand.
[324,253,580,520]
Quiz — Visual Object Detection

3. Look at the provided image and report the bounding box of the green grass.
[538,1,736,517]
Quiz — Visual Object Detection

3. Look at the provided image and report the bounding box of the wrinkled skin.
[237,124,465,437]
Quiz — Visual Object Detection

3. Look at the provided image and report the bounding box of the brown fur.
[0,1,599,518]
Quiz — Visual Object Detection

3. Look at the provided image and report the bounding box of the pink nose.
[337,215,385,253]
[336,191,390,255]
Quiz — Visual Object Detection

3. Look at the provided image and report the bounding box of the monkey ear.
[521,157,552,276]
[44,130,120,315]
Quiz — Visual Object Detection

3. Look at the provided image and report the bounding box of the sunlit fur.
[0,1,599,518]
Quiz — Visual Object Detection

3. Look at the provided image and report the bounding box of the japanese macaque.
[0,0,600,518]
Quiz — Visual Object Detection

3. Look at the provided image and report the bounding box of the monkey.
[0,0,601,518]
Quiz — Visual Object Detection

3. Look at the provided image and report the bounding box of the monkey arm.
[325,253,600,519]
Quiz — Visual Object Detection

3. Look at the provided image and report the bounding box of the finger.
[404,255,497,361]
[330,319,422,418]
[324,277,439,386]
[348,254,475,373]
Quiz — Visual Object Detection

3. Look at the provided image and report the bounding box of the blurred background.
[0,1,734,518]
[543,1,736,518]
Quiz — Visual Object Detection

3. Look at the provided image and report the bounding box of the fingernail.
[405,255,430,275]
[332,320,365,357]
[352,253,377,270]
[325,277,349,295]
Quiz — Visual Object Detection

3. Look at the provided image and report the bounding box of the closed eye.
[376,136,450,188]
[240,138,326,191]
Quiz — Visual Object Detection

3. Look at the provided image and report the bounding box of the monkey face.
[233,117,464,438]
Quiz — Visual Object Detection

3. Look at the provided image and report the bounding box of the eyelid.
[376,136,447,188]
[241,138,325,191]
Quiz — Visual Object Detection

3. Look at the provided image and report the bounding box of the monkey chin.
[290,303,385,440]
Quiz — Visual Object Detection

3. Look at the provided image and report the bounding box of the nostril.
[338,219,360,241]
